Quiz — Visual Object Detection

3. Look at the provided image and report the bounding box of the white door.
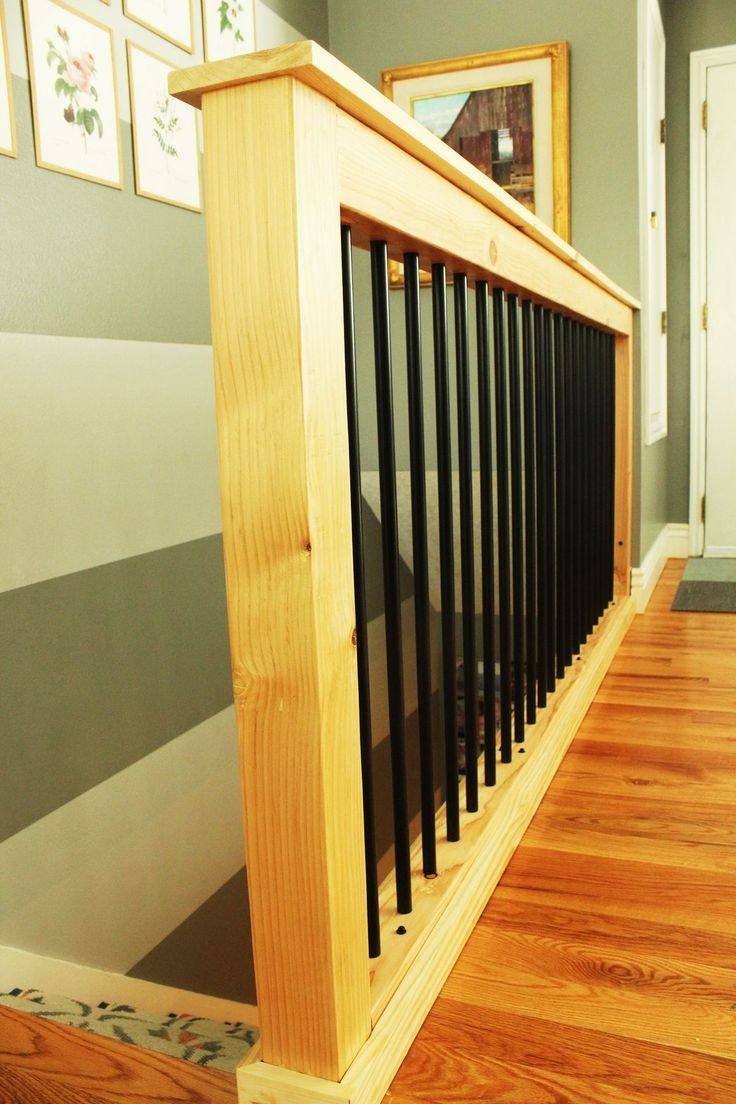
[704,61,736,556]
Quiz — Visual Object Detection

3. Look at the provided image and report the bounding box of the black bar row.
[340,230,617,956]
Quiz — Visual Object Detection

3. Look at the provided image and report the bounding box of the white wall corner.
[630,523,689,613]
[0,945,258,1027]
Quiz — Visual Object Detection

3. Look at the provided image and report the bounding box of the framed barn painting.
[382,42,570,241]
[23,0,123,187]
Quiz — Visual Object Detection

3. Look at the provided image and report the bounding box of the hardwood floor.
[387,560,736,1103]
[0,1007,237,1103]
[3,560,734,1103]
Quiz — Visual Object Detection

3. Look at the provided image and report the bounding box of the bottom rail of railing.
[236,593,635,1104]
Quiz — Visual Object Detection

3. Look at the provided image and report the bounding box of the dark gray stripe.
[0,535,232,843]
[260,0,329,45]
[362,496,415,622]
[128,868,257,1005]
[2,77,210,345]
[127,694,443,1005]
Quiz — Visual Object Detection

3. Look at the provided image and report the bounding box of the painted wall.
[0,0,323,984]
[328,0,678,566]
[660,0,736,524]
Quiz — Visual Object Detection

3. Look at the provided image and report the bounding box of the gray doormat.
[672,558,736,612]
[0,987,258,1072]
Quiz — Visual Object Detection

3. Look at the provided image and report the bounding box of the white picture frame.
[0,0,17,157]
[123,0,194,55]
[202,0,254,62]
[127,40,201,212]
[23,0,123,187]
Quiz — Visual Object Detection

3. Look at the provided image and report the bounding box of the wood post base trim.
[237,596,635,1104]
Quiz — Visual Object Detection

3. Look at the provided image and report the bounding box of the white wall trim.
[631,523,689,613]
[689,44,736,557]
[0,945,258,1026]
[638,0,668,445]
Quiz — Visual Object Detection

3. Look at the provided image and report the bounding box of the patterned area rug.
[672,558,736,612]
[0,988,258,1073]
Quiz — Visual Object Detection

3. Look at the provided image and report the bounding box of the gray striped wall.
[1,0,447,999]
[0,0,338,982]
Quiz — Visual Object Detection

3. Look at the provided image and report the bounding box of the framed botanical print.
[127,40,201,211]
[123,0,194,54]
[23,0,123,187]
[0,0,17,157]
[202,0,255,62]
[382,41,570,241]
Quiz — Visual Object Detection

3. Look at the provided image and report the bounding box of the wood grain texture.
[201,75,370,1081]
[386,560,736,1103]
[0,1006,237,1103]
[336,113,631,334]
[169,41,639,312]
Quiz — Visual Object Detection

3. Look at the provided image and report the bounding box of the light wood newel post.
[190,73,371,1083]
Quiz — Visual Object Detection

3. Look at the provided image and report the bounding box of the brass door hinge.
[661,310,667,335]
[703,100,708,129]
[703,303,708,330]
[660,117,666,143]
[701,495,706,523]
[650,211,658,229]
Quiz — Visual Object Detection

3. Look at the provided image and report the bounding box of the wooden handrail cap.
[170,39,639,312]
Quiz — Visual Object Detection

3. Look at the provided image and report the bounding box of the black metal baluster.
[592,327,603,620]
[370,239,412,914]
[522,300,537,725]
[454,274,478,812]
[533,304,548,707]
[404,252,437,878]
[544,309,557,692]
[572,321,584,652]
[554,313,567,678]
[584,325,596,634]
[563,317,575,667]
[493,288,513,763]
[476,282,497,785]
[598,328,610,618]
[432,263,460,842]
[341,226,381,957]
[606,333,617,606]
[508,296,525,743]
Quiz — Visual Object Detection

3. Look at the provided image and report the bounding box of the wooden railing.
[171,40,637,1104]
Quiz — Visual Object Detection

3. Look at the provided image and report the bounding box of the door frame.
[638,0,667,447]
[689,43,736,556]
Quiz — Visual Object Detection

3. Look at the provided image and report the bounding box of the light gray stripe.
[0,534,232,843]
[2,77,210,345]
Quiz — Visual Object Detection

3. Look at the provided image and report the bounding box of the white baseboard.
[630,523,689,613]
[0,945,258,1027]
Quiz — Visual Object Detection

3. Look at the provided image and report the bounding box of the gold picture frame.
[127,39,202,212]
[123,0,194,55]
[382,41,570,279]
[0,0,18,157]
[201,0,255,62]
[23,0,123,188]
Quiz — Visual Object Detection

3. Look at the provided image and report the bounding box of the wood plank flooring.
[0,1006,237,1103]
[3,560,734,1104]
[387,560,736,1103]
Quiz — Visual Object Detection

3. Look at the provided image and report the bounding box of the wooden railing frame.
[171,40,637,1104]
